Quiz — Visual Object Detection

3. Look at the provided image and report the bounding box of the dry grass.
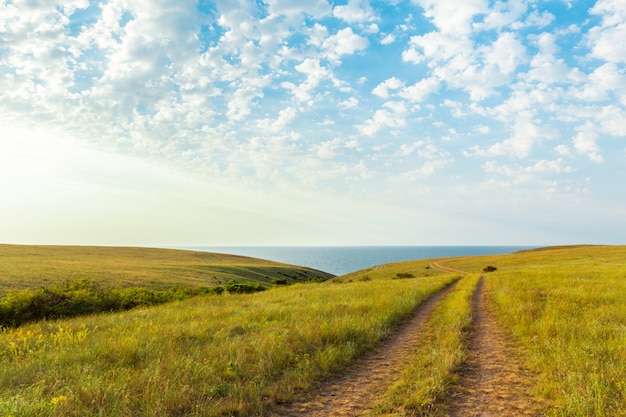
[443,245,626,416]
[0,270,454,416]
[0,244,333,295]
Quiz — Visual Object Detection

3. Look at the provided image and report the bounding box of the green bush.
[224,280,266,294]
[0,279,221,328]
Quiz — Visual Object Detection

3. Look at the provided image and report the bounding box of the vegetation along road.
[1,245,625,416]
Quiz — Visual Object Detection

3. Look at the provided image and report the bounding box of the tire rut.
[273,280,458,417]
[445,276,546,416]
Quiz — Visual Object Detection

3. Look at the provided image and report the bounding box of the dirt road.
[276,261,545,416]
[274,281,457,416]
[445,276,546,416]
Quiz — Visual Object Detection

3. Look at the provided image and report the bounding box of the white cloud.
[282,58,330,103]
[1,0,624,246]
[322,27,369,63]
[257,106,298,133]
[359,101,408,136]
[412,0,488,35]
[398,77,441,102]
[364,23,379,34]
[476,0,528,30]
[404,30,526,102]
[475,125,491,134]
[469,111,543,159]
[587,0,626,63]
[572,122,604,163]
[404,31,473,64]
[266,0,332,20]
[313,138,343,159]
[482,158,574,185]
[372,77,405,98]
[339,97,359,109]
[515,10,555,29]
[574,63,626,104]
[523,33,585,86]
[333,0,376,23]
[380,33,396,45]
[596,105,626,137]
[398,159,450,180]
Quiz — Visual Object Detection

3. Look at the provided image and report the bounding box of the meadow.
[442,245,626,416]
[0,244,333,296]
[1,244,625,416]
[0,274,455,416]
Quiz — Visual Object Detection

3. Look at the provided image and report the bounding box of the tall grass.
[448,245,626,416]
[486,269,626,416]
[0,275,454,417]
[375,275,480,416]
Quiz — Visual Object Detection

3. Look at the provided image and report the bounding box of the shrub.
[394,272,415,279]
[224,280,266,294]
[0,279,223,328]
[483,265,498,272]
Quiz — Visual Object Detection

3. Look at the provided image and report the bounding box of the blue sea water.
[184,246,536,276]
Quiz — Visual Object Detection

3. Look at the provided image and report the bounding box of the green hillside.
[1,245,625,416]
[0,244,334,295]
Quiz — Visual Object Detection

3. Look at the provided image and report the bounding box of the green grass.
[2,244,626,416]
[375,274,479,416]
[0,272,455,416]
[0,244,334,296]
[443,245,626,416]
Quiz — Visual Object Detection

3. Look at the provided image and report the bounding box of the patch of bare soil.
[445,277,546,417]
[273,282,457,417]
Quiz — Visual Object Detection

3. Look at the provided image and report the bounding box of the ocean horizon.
[183,246,536,276]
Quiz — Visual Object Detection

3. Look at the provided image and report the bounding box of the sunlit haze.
[1,0,624,246]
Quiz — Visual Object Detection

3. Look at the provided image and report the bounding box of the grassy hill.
[0,244,334,295]
[1,245,625,416]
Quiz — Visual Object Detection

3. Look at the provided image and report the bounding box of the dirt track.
[275,263,545,416]
[445,276,546,416]
[274,281,457,416]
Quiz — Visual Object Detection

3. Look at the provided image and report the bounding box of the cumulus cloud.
[322,27,369,63]
[282,58,330,103]
[574,63,626,103]
[412,0,487,35]
[339,97,359,109]
[596,105,626,137]
[398,77,441,102]
[372,77,404,98]
[266,0,331,20]
[380,33,396,45]
[1,0,624,238]
[333,0,377,23]
[587,0,626,63]
[469,111,543,159]
[573,122,604,163]
[358,101,408,136]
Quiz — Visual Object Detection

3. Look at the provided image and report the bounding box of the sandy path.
[273,281,457,417]
[445,276,546,416]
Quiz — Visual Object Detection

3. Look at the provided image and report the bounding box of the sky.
[0,0,625,247]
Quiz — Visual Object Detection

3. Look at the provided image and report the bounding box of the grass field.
[0,244,334,296]
[1,244,625,416]
[442,245,626,416]
[0,272,455,416]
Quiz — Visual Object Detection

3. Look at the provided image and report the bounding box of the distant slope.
[0,244,334,295]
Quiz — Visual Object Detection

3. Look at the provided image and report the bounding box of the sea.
[183,246,536,276]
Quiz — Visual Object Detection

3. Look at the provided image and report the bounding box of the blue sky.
[1,0,625,246]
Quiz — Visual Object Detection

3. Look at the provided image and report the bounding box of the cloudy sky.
[1,0,625,246]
